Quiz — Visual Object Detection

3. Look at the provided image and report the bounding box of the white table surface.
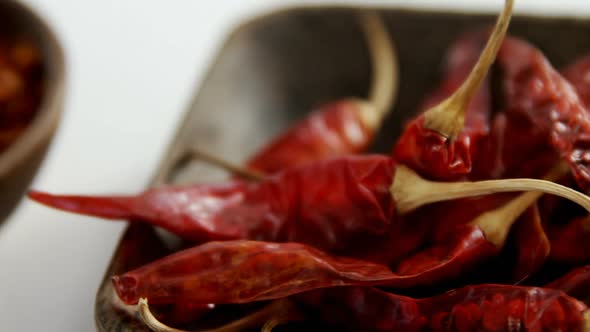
[1,0,590,330]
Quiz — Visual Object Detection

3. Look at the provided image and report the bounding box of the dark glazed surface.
[96,6,590,331]
[0,1,64,222]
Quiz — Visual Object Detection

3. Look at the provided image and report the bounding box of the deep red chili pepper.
[300,285,589,332]
[245,13,397,174]
[491,37,590,190]
[393,30,491,181]
[508,204,550,282]
[29,155,397,250]
[245,99,375,174]
[111,238,495,306]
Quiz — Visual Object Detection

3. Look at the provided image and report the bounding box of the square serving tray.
[94,5,590,331]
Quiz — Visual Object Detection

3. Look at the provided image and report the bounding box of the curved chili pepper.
[246,12,397,174]
[111,237,495,306]
[30,156,397,250]
[393,30,492,180]
[301,285,589,331]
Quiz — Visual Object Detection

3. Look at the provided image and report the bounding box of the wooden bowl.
[96,5,590,331]
[0,0,65,221]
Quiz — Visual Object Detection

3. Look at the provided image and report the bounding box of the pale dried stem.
[391,165,590,215]
[423,0,514,138]
[471,165,566,248]
[137,298,294,332]
[187,147,264,181]
[584,310,590,332]
[357,11,398,130]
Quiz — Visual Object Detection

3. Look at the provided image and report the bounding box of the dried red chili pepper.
[300,285,589,332]
[29,156,589,251]
[562,55,590,108]
[245,12,397,174]
[507,204,550,282]
[393,0,512,181]
[490,37,590,190]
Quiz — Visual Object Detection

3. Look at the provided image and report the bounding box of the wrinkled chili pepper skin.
[301,285,589,332]
[548,217,590,264]
[563,55,590,108]
[29,156,395,251]
[245,99,372,174]
[495,37,590,190]
[393,31,490,181]
[112,227,497,306]
[112,240,396,305]
[547,265,590,301]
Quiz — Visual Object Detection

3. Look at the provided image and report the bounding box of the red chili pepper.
[393,30,492,181]
[111,238,494,306]
[300,285,589,331]
[30,156,397,249]
[492,37,590,189]
[246,13,397,174]
[508,204,550,282]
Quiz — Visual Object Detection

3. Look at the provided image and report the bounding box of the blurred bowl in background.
[0,0,65,222]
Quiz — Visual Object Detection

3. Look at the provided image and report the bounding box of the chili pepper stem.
[423,0,513,139]
[187,147,264,181]
[471,165,567,248]
[391,165,590,214]
[357,11,398,130]
[137,298,298,332]
[584,310,590,332]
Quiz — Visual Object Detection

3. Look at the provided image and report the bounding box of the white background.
[1,1,590,331]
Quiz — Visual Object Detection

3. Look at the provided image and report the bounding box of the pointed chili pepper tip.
[112,275,139,305]
[27,190,50,204]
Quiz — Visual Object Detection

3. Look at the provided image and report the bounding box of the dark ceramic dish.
[0,0,65,222]
[95,5,590,331]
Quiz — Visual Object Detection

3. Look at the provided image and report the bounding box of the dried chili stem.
[188,148,264,181]
[391,165,590,214]
[423,0,513,138]
[357,11,398,130]
[137,298,297,332]
[471,166,566,248]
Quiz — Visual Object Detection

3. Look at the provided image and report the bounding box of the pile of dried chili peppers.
[28,1,590,330]
[0,34,43,153]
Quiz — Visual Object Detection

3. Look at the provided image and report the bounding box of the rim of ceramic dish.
[0,0,65,178]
